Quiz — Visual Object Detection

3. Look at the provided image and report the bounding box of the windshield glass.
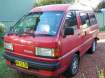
[12,11,64,36]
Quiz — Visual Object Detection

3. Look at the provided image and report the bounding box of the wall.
[95,12,105,28]
[0,0,34,30]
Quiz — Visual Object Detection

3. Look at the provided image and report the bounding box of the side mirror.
[64,27,74,36]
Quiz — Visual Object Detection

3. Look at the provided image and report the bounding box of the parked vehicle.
[3,4,99,78]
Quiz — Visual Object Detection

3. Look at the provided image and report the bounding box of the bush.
[35,0,64,6]
[0,23,6,39]
[97,2,105,9]
[34,0,74,7]
[0,23,5,33]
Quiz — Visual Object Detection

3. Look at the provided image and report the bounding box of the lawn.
[0,40,20,78]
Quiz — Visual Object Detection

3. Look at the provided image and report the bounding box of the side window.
[89,13,97,25]
[80,12,90,26]
[64,11,77,30]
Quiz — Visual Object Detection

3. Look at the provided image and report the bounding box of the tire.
[88,40,97,54]
[64,54,79,77]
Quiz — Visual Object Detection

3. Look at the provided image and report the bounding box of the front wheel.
[64,54,79,77]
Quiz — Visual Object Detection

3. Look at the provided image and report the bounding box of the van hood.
[4,35,58,48]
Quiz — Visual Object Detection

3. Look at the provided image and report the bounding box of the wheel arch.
[75,51,80,61]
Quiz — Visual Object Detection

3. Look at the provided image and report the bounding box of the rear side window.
[89,13,97,25]
[80,12,90,26]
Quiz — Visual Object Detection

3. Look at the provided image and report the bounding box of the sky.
[77,0,103,9]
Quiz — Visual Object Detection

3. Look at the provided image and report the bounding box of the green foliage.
[35,0,64,6]
[34,0,74,6]
[63,0,74,3]
[0,23,5,33]
[0,23,6,38]
[97,2,105,9]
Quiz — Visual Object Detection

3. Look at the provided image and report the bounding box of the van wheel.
[89,40,97,54]
[64,54,79,77]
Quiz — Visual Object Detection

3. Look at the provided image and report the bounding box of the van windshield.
[12,11,64,36]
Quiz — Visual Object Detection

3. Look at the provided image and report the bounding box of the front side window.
[11,11,64,36]
[63,11,77,36]
[64,11,77,30]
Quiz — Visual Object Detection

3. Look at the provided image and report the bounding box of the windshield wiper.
[35,34,54,36]
[18,32,35,37]
[7,30,54,37]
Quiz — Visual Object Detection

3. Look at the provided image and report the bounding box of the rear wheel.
[88,40,97,54]
[64,54,79,77]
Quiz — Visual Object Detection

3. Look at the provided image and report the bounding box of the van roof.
[31,4,93,12]
[31,4,70,12]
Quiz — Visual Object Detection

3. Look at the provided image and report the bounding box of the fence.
[95,12,105,31]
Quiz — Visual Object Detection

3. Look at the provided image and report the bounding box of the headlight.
[4,42,13,51]
[36,47,54,57]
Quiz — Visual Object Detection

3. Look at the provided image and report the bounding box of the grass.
[0,40,19,78]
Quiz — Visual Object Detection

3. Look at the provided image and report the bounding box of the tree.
[63,0,75,3]
[97,1,105,9]
[34,0,74,7]
[34,0,63,6]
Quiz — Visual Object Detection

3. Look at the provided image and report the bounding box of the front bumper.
[3,52,60,77]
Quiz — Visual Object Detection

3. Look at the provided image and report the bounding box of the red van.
[4,4,99,78]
